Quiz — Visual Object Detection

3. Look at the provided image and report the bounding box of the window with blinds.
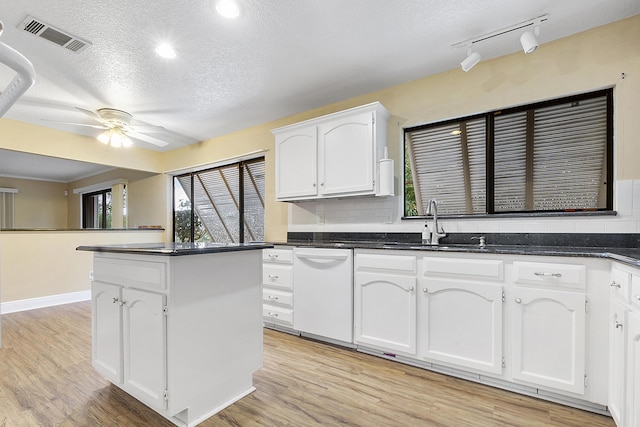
[404,89,612,217]
[173,158,265,243]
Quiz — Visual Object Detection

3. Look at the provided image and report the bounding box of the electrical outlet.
[318,212,325,225]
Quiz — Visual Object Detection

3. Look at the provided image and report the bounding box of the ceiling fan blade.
[128,124,166,133]
[127,130,169,147]
[40,119,108,129]
[75,107,108,125]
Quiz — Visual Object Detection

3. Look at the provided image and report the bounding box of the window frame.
[82,188,111,229]
[172,157,265,243]
[403,88,614,219]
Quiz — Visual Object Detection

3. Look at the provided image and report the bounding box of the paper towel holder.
[376,158,394,197]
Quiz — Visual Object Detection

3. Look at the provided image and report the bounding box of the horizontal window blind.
[407,118,485,215]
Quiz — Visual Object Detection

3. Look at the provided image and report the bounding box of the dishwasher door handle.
[295,251,349,261]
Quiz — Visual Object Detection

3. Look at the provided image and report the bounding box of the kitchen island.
[77,242,272,427]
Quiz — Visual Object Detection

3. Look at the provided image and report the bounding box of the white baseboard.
[1,290,91,314]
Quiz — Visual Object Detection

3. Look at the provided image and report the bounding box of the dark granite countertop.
[281,232,640,268]
[76,241,273,256]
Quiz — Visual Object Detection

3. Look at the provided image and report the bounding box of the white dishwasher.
[293,247,353,343]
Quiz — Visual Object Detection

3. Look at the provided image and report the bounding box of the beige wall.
[66,168,165,230]
[0,177,68,228]
[0,15,638,244]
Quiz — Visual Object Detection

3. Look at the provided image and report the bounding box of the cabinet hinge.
[584,374,588,387]
[372,112,375,124]
[585,299,589,313]
[502,357,506,368]
[163,306,168,316]
[163,390,169,401]
[502,292,505,303]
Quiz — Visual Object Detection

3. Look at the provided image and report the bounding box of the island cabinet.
[608,262,640,427]
[273,101,390,201]
[89,248,264,427]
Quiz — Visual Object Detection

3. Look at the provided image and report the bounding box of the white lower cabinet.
[419,279,503,374]
[627,310,640,427]
[354,252,417,356]
[353,249,610,414]
[355,272,417,355]
[92,281,123,384]
[608,263,640,427]
[509,286,586,395]
[262,247,295,330]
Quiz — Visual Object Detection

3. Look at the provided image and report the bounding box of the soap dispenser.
[421,223,431,245]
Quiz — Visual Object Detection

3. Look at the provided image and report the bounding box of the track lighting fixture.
[461,49,481,72]
[452,14,548,70]
[520,30,539,54]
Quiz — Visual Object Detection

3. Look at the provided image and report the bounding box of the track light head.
[461,51,481,72]
[520,31,539,54]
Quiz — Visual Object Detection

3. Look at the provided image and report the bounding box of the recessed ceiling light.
[216,0,240,19]
[155,43,177,59]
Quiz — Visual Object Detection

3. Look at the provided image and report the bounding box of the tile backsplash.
[288,180,640,235]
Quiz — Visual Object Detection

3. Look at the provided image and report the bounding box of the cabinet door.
[354,272,416,355]
[420,279,503,375]
[609,299,627,427]
[122,288,167,411]
[318,111,375,196]
[92,281,123,384]
[510,287,586,395]
[627,310,640,427]
[275,126,318,200]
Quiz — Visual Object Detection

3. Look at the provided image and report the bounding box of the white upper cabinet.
[273,102,390,201]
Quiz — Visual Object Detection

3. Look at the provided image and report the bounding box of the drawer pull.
[635,295,640,301]
[268,296,279,300]
[268,254,279,259]
[268,312,278,317]
[534,272,562,278]
[609,281,622,288]
[268,274,279,279]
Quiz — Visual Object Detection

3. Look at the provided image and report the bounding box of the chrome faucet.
[426,198,446,245]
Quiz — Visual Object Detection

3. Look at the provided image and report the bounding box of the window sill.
[402,210,617,221]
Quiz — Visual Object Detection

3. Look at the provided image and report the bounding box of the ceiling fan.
[46,107,170,148]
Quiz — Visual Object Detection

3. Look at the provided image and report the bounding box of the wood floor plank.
[0,302,616,426]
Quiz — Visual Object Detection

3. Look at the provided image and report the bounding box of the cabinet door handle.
[609,281,622,288]
[112,297,119,304]
[534,272,562,278]
[615,321,623,329]
[120,300,127,307]
[408,286,414,291]
[268,274,279,279]
[312,183,316,187]
[515,297,522,304]
[635,295,640,301]
[422,288,428,293]
[268,296,279,300]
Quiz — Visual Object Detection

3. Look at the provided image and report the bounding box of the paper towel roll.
[377,158,394,196]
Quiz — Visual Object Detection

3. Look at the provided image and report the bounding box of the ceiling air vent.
[18,15,91,53]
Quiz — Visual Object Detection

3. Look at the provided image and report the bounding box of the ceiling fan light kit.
[452,14,548,72]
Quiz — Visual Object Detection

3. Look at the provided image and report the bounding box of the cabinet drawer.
[513,261,585,290]
[263,305,293,326]
[610,265,631,302]
[422,257,503,280]
[93,256,166,291]
[355,253,416,274]
[263,288,293,308]
[262,264,293,290]
[263,248,293,264]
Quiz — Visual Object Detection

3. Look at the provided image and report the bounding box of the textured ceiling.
[0,0,639,179]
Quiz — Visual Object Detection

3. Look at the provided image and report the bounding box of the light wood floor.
[0,301,615,426]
